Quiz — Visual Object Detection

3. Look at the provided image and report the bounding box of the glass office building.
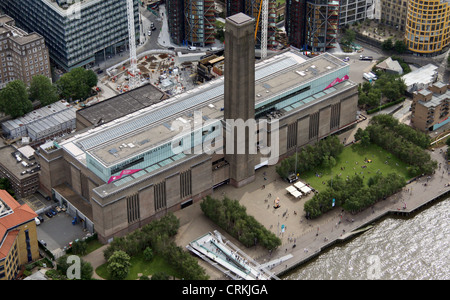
[0,0,139,71]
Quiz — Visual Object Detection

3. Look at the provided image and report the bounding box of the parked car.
[37,215,44,223]
[39,240,47,247]
[45,211,53,218]
[35,217,41,226]
[50,209,57,215]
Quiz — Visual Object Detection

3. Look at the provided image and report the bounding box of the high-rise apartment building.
[305,0,339,52]
[0,0,139,71]
[285,0,339,52]
[166,0,185,45]
[0,15,51,89]
[405,0,450,55]
[184,0,216,46]
[380,0,408,31]
[285,0,307,50]
[339,0,371,26]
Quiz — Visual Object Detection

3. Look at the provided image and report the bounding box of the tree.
[151,271,170,280]
[28,75,58,105]
[57,67,98,101]
[71,239,88,256]
[0,80,32,118]
[107,250,131,280]
[143,247,153,261]
[341,28,356,46]
[394,40,407,54]
[381,38,393,51]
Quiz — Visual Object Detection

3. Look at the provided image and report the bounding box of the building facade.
[166,0,215,47]
[0,0,139,71]
[339,0,371,27]
[405,0,450,55]
[0,145,40,199]
[166,0,185,45]
[184,0,216,46]
[380,0,408,31]
[305,0,340,52]
[0,15,51,89]
[0,190,39,280]
[410,82,450,132]
[286,0,340,52]
[36,16,358,243]
[285,0,307,50]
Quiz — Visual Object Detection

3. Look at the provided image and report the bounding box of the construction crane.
[126,0,140,90]
[254,0,268,59]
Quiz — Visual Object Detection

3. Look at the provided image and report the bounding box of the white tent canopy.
[286,186,302,198]
[294,181,305,189]
[300,185,312,194]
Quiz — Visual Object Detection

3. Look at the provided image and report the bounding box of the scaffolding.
[305,0,339,53]
[183,0,216,47]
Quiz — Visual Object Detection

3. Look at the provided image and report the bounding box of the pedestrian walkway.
[82,244,109,280]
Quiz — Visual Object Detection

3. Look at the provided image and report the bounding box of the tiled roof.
[0,230,19,260]
[0,190,37,256]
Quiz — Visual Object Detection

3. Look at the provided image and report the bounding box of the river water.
[282,198,450,280]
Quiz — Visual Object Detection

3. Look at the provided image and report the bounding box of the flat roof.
[2,100,73,130]
[76,83,168,126]
[227,13,254,25]
[41,0,101,17]
[402,63,438,87]
[419,88,450,108]
[59,50,351,175]
[0,146,39,179]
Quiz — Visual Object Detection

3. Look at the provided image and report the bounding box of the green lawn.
[299,143,412,192]
[95,253,181,280]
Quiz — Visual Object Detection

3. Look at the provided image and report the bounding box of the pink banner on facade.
[108,169,142,184]
[324,75,349,90]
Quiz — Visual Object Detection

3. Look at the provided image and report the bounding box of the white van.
[35,217,41,225]
[188,46,197,51]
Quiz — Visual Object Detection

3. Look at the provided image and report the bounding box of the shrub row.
[200,196,281,250]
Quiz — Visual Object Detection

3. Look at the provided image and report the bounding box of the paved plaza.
[172,114,450,279]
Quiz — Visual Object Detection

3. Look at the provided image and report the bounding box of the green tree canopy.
[107,250,131,280]
[28,75,58,105]
[0,80,32,118]
[57,67,98,101]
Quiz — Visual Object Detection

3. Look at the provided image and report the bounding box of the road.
[328,44,383,84]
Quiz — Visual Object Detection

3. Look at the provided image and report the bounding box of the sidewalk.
[82,115,449,280]
[82,244,109,280]
[172,115,450,279]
